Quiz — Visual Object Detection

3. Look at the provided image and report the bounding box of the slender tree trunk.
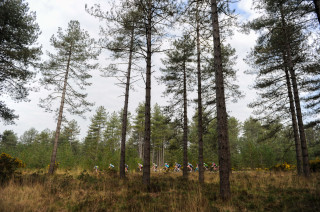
[162,142,164,166]
[183,60,188,179]
[211,0,231,200]
[143,0,152,186]
[139,133,143,159]
[283,54,303,175]
[280,6,311,177]
[314,0,320,25]
[94,126,101,162]
[196,0,204,184]
[119,26,134,179]
[48,45,72,175]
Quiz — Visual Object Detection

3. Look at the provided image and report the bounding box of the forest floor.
[0,169,319,211]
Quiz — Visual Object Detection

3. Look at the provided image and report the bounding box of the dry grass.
[0,169,319,211]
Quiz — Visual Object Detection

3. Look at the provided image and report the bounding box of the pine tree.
[86,1,143,178]
[83,106,107,167]
[0,130,18,148]
[0,0,41,124]
[104,111,122,153]
[60,120,80,150]
[160,34,195,179]
[131,103,145,159]
[132,0,177,186]
[19,128,38,145]
[40,20,100,174]
[210,0,231,200]
[151,104,170,168]
[182,0,212,184]
[245,23,304,174]
[246,0,317,177]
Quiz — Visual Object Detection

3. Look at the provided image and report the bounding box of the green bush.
[309,158,320,172]
[0,152,25,183]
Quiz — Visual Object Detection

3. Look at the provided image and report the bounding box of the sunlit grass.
[0,169,319,211]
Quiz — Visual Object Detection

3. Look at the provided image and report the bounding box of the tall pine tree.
[160,34,195,179]
[40,20,100,174]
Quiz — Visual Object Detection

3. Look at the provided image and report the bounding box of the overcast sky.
[0,0,259,140]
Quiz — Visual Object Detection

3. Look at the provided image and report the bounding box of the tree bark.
[119,26,135,179]
[314,0,320,25]
[183,60,188,180]
[143,0,152,186]
[94,124,101,162]
[283,54,303,175]
[196,0,204,184]
[280,6,310,177]
[48,45,72,175]
[211,0,231,200]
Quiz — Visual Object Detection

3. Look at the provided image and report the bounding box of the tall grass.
[0,170,319,211]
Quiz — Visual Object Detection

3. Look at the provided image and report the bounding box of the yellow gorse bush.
[0,152,25,183]
[271,162,296,171]
[0,153,25,168]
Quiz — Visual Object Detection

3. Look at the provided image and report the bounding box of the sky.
[0,0,259,140]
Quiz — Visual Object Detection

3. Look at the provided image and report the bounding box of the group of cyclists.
[94,162,219,173]
[147,162,218,172]
[94,163,129,173]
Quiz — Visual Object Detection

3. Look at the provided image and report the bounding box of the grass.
[0,169,319,211]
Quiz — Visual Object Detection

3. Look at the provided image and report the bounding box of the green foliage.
[39,20,99,117]
[47,161,59,171]
[0,0,42,124]
[0,152,25,183]
[19,128,38,144]
[0,130,18,148]
[83,106,108,168]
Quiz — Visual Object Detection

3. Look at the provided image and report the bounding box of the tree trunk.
[139,133,143,159]
[283,54,303,175]
[280,6,311,177]
[196,0,204,184]
[183,60,188,180]
[119,26,134,179]
[211,0,231,200]
[143,0,152,186]
[314,0,320,25]
[48,45,72,175]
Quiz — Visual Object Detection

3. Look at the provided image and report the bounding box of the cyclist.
[177,163,181,171]
[212,162,218,171]
[204,163,209,171]
[195,164,199,172]
[187,162,193,172]
[94,165,99,174]
[152,163,158,172]
[164,163,169,171]
[138,163,143,172]
[125,164,129,172]
[174,162,181,172]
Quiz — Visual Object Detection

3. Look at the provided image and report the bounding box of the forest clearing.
[0,169,319,212]
[1,0,320,210]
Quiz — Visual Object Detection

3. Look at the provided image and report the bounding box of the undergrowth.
[0,170,319,211]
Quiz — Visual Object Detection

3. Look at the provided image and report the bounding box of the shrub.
[309,158,320,172]
[0,153,25,183]
[47,161,60,171]
[270,162,296,171]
